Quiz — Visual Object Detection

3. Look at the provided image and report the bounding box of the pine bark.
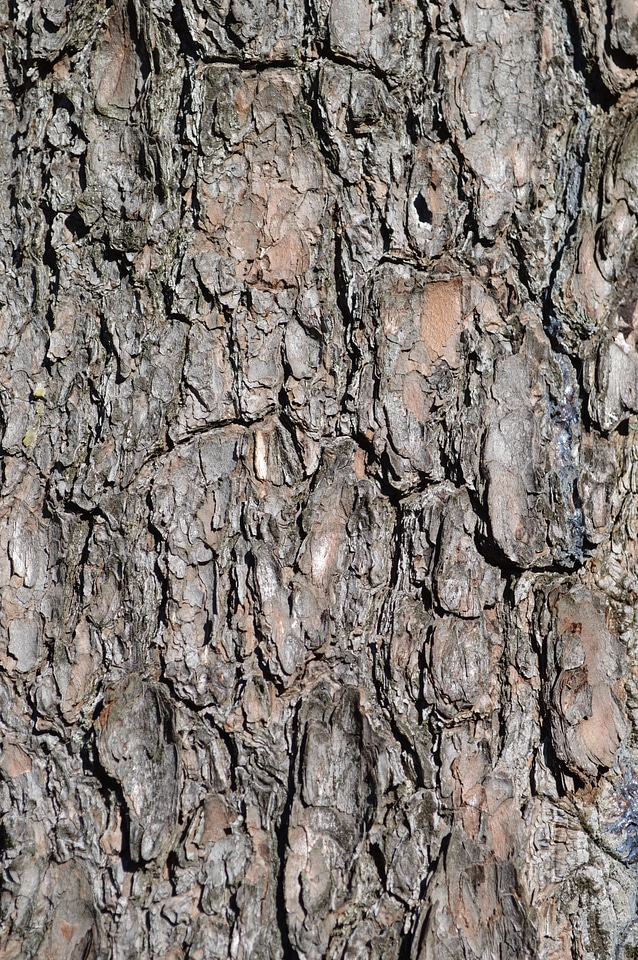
[1,0,638,957]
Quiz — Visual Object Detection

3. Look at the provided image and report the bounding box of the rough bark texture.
[2,0,638,957]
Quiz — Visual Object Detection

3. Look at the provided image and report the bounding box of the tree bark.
[1,0,638,957]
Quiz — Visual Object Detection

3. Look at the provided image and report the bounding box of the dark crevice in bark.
[145,489,170,633]
[275,702,301,960]
[83,732,138,873]
[604,0,638,71]
[170,0,200,61]
[544,120,591,352]
[562,0,617,108]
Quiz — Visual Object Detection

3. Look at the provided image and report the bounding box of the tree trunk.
[1,0,638,957]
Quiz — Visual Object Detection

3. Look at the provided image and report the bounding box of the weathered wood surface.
[1,0,638,957]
